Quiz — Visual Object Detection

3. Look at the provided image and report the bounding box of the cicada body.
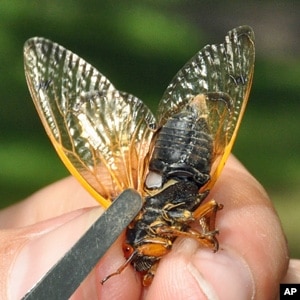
[24,25,255,286]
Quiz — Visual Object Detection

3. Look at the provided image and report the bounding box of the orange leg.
[101,237,172,285]
[155,200,223,250]
[194,200,223,242]
[142,263,158,286]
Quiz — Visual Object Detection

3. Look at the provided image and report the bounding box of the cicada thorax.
[119,95,223,285]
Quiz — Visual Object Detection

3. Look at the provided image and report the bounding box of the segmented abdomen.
[149,104,213,187]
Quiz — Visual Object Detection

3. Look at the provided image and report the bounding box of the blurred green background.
[1,1,299,257]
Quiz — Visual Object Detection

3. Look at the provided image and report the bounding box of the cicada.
[24,25,255,286]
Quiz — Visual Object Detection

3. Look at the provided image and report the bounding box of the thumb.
[2,206,103,299]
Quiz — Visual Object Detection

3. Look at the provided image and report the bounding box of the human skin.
[0,155,298,299]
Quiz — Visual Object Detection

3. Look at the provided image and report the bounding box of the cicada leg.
[155,200,223,251]
[101,237,172,285]
[142,262,158,286]
[194,199,223,249]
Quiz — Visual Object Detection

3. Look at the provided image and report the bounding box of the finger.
[145,155,289,299]
[281,259,300,283]
[2,206,104,299]
[0,176,97,228]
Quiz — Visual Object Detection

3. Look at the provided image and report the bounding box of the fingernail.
[9,206,103,299]
[188,249,255,300]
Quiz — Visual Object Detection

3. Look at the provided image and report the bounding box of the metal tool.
[21,189,142,300]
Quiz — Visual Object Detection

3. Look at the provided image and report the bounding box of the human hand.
[0,155,296,299]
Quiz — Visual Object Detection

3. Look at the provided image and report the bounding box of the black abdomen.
[150,104,213,187]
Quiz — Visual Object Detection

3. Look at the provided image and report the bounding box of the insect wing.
[24,38,156,207]
[157,25,255,188]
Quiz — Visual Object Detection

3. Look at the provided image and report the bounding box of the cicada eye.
[122,243,134,259]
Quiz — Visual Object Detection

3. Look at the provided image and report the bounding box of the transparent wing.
[24,38,156,208]
[158,25,255,188]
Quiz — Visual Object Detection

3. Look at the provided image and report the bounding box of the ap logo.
[280,284,299,299]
